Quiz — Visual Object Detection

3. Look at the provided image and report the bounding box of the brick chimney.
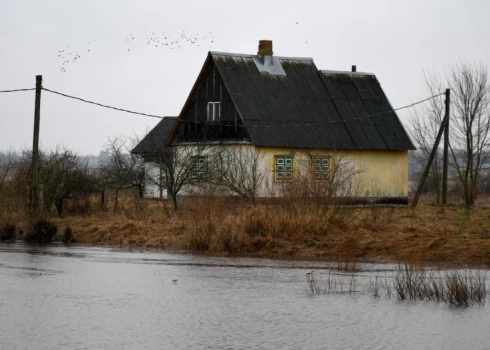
[258,40,273,56]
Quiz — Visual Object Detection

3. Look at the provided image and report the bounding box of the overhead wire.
[0,88,36,93]
[42,87,163,119]
[41,86,445,128]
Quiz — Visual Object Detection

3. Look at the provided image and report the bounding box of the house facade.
[133,41,414,203]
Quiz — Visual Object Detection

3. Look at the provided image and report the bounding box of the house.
[132,116,177,198]
[132,40,415,204]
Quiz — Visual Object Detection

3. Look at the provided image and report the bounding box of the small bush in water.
[0,224,16,241]
[63,226,76,243]
[26,220,57,244]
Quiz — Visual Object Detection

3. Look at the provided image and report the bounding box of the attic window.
[312,156,330,179]
[275,156,293,181]
[207,102,220,122]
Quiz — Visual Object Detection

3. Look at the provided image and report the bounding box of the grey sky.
[1,0,488,154]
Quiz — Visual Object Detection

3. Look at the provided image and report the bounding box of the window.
[275,156,293,181]
[312,156,330,179]
[191,156,206,180]
[207,102,220,122]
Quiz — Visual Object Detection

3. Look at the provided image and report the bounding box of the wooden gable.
[171,55,251,144]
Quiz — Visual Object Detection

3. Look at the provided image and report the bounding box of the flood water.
[1,242,489,349]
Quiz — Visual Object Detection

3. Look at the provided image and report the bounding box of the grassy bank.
[9,196,490,268]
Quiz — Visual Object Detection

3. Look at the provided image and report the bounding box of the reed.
[307,263,488,307]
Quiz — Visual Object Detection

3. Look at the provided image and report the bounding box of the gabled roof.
[319,71,414,150]
[131,117,177,155]
[167,50,415,151]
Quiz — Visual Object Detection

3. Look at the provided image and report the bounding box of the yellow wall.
[173,144,408,198]
[255,147,408,197]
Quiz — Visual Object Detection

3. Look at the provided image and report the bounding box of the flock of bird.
[136,29,214,51]
[58,40,97,72]
[56,21,310,72]
[58,29,215,72]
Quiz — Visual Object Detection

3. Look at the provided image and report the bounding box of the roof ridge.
[210,51,313,61]
[320,69,375,76]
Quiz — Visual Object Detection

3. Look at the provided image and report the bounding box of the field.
[8,194,490,268]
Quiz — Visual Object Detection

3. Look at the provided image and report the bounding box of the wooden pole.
[412,104,449,207]
[442,89,450,205]
[31,75,42,218]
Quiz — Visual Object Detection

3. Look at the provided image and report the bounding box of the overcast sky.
[1,0,489,154]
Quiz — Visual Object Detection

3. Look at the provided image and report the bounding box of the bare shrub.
[278,153,364,228]
[307,264,486,307]
[25,220,57,244]
[187,221,213,251]
[392,264,486,306]
[0,223,16,241]
[306,271,323,294]
[63,226,75,243]
[0,151,26,224]
[208,146,265,205]
[308,271,360,295]
[243,208,269,237]
[335,256,358,272]
[100,138,145,213]
[369,276,381,298]
[444,270,486,306]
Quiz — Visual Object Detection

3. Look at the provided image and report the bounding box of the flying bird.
[57,29,215,72]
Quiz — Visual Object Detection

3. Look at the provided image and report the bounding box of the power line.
[41,86,444,128]
[176,92,446,128]
[42,87,163,119]
[0,88,36,93]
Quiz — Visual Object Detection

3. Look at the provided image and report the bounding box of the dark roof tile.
[131,117,177,155]
[211,52,414,150]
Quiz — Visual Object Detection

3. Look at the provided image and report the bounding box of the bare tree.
[410,62,490,206]
[100,137,145,212]
[448,62,490,206]
[15,148,98,217]
[0,151,18,186]
[0,151,22,224]
[208,146,265,204]
[145,143,207,211]
[43,150,95,216]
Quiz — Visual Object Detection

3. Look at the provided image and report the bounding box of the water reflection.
[0,242,489,349]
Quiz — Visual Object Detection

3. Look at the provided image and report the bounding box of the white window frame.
[275,156,294,181]
[190,156,207,181]
[207,102,220,122]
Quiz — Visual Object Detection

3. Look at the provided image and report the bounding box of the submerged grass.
[307,262,487,307]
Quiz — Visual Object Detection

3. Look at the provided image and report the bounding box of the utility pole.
[31,75,42,218]
[442,89,450,205]
[412,96,450,207]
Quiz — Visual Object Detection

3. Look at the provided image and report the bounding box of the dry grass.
[5,193,490,267]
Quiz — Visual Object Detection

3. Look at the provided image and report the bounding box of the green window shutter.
[275,156,293,181]
[312,156,330,179]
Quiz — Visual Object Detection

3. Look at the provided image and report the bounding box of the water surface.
[1,242,489,349]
